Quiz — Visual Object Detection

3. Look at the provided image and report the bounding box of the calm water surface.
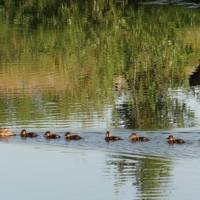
[0,129,200,199]
[1,0,200,199]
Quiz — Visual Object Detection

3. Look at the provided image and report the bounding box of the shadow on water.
[189,62,200,86]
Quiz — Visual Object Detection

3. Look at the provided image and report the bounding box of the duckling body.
[173,139,185,144]
[44,131,61,139]
[136,137,150,142]
[20,129,38,137]
[128,133,150,141]
[48,134,61,139]
[167,135,185,144]
[65,132,83,140]
[105,131,123,141]
[0,128,16,136]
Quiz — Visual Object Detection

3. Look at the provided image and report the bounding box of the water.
[0,132,200,200]
[4,129,200,159]
[1,1,200,199]
[140,0,200,8]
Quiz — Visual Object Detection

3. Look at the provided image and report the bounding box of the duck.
[167,135,185,144]
[44,131,61,139]
[0,128,16,136]
[65,132,83,140]
[20,129,38,137]
[105,131,123,141]
[128,133,150,141]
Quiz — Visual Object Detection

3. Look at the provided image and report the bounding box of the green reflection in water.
[106,153,173,199]
[0,1,199,129]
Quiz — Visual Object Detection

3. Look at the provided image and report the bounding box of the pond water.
[1,0,200,199]
[1,131,200,199]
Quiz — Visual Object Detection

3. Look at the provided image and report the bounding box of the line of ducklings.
[0,128,83,139]
[21,130,83,140]
[0,128,193,143]
[106,132,187,143]
[105,132,187,143]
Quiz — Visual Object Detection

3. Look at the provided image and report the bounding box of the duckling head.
[128,133,137,139]
[44,131,51,137]
[106,131,110,137]
[20,129,26,136]
[65,132,71,138]
[167,135,174,141]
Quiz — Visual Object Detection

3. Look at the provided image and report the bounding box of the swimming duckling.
[128,133,150,141]
[105,131,123,141]
[20,129,38,137]
[0,128,16,136]
[44,131,61,139]
[65,132,83,140]
[167,135,185,144]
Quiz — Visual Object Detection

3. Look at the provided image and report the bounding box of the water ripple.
[4,130,200,159]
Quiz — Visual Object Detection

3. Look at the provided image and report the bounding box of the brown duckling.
[20,129,38,137]
[65,132,83,140]
[44,131,61,139]
[128,133,150,141]
[105,131,123,141]
[167,135,185,144]
[0,128,16,136]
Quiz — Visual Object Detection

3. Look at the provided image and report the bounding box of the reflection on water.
[0,1,200,130]
[105,153,172,199]
[0,138,175,200]
[1,1,200,199]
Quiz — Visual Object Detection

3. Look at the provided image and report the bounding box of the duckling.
[0,128,16,136]
[105,131,123,141]
[44,131,61,139]
[20,129,38,137]
[167,135,185,144]
[128,133,150,141]
[65,132,83,140]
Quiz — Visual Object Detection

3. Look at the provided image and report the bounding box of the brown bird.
[167,135,185,144]
[20,129,38,137]
[128,133,150,141]
[65,132,83,140]
[0,128,16,136]
[105,131,123,141]
[44,131,61,139]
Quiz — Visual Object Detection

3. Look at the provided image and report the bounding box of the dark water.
[1,1,200,199]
